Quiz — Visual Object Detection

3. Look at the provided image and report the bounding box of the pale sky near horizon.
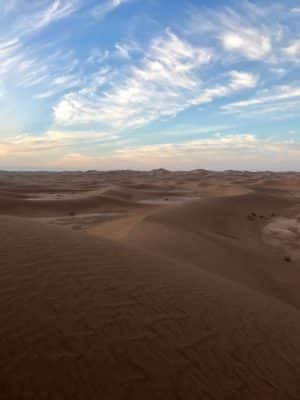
[0,0,300,170]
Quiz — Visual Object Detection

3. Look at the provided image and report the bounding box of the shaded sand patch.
[42,212,127,231]
[138,196,201,205]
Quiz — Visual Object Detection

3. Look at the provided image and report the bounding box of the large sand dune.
[1,170,300,399]
[124,192,300,308]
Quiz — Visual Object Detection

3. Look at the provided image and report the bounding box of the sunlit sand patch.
[27,192,86,201]
[290,191,300,199]
[263,216,300,261]
[26,187,111,201]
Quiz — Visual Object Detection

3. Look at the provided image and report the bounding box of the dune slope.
[0,216,300,399]
[125,192,300,309]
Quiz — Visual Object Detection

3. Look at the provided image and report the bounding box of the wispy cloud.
[16,0,80,35]
[13,134,297,171]
[101,134,300,170]
[0,0,20,15]
[91,0,131,20]
[0,1,84,100]
[2,131,299,171]
[0,41,81,101]
[0,39,21,86]
[54,30,214,127]
[291,7,300,14]
[114,41,139,59]
[54,31,259,129]
[221,30,271,60]
[87,49,110,65]
[189,71,258,107]
[0,129,117,155]
[188,1,277,61]
[223,84,300,113]
[284,40,300,61]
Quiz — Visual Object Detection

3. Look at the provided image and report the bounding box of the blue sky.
[0,0,300,170]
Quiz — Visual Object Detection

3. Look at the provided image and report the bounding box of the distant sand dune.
[0,194,141,217]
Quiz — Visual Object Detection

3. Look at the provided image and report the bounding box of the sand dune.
[124,193,300,309]
[1,170,300,398]
[1,216,300,399]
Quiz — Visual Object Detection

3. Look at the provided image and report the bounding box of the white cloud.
[284,39,300,60]
[223,85,300,112]
[2,131,300,171]
[0,38,21,80]
[189,71,258,107]
[291,8,300,14]
[189,2,280,61]
[0,1,85,103]
[228,70,258,90]
[0,0,20,15]
[60,152,93,166]
[36,90,58,99]
[54,31,214,128]
[101,136,300,171]
[114,41,139,59]
[221,30,271,60]
[19,0,80,34]
[91,0,130,20]
[0,37,81,101]
[54,32,260,129]
[87,49,110,65]
[0,130,117,155]
[0,37,20,57]
[32,134,300,171]
[115,43,131,59]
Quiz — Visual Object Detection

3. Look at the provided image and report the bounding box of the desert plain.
[1,169,300,399]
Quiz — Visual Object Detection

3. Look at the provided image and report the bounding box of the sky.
[0,0,300,171]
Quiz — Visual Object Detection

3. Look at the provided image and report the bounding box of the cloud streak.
[91,0,131,20]
[3,134,299,171]
[223,85,300,112]
[0,129,117,155]
[54,31,260,129]
[14,0,80,35]
[54,31,214,127]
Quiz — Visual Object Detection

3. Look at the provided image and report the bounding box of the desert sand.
[1,169,300,399]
